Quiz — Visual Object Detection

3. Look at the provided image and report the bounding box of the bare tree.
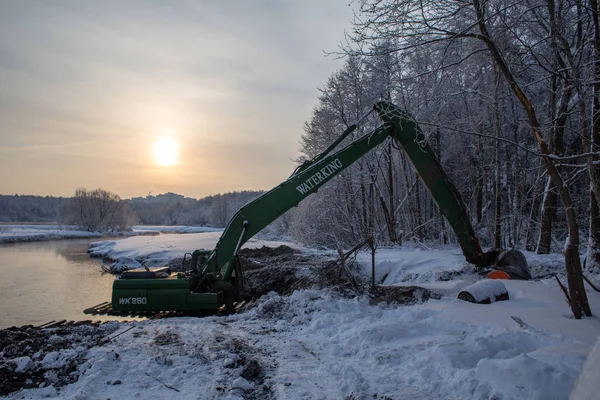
[59,188,135,232]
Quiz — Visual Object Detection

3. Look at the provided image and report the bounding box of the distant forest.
[0,191,264,228]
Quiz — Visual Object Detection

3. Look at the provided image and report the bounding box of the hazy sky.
[0,0,354,199]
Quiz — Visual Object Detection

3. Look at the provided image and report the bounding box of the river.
[0,238,123,328]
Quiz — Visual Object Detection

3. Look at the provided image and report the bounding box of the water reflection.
[0,239,124,328]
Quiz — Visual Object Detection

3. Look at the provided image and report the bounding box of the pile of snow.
[355,246,470,284]
[571,335,600,399]
[459,279,509,303]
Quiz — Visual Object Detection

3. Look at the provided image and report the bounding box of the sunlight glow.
[153,137,178,166]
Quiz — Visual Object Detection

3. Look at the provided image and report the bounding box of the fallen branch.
[553,274,571,305]
[296,340,320,360]
[582,274,600,293]
[100,262,111,273]
[336,247,362,293]
[144,372,180,392]
[510,316,528,329]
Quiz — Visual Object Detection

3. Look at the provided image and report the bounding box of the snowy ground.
[3,233,600,399]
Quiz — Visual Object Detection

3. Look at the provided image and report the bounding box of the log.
[458,280,509,304]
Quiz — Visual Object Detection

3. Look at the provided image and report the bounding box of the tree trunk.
[525,187,542,252]
[536,178,557,254]
[589,192,600,273]
[387,142,398,243]
[415,172,424,241]
[494,80,502,249]
[436,128,448,244]
[587,0,600,271]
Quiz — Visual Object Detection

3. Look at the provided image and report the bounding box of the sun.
[153,137,178,166]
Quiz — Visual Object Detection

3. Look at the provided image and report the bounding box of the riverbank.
[86,231,303,271]
[0,225,223,245]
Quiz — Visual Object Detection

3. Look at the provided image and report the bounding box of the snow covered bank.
[132,225,223,234]
[0,225,104,244]
[0,225,223,245]
[87,231,304,268]
[0,225,158,244]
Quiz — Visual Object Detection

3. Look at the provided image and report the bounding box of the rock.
[2,344,19,358]
[41,351,60,368]
[495,250,531,280]
[43,370,59,385]
[154,355,173,366]
[241,359,261,379]
[223,358,235,368]
[232,377,253,391]
[13,356,32,373]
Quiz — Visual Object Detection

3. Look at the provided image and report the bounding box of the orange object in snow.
[487,270,510,280]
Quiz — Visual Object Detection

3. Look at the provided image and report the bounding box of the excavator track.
[83,300,254,319]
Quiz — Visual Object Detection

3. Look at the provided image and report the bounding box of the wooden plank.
[37,320,56,328]
[43,320,67,329]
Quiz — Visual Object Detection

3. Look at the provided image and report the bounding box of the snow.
[0,225,103,244]
[460,279,508,303]
[0,224,221,244]
[87,231,303,267]
[231,377,253,391]
[355,246,469,284]
[5,236,600,399]
[13,357,32,373]
[570,335,600,399]
[9,284,600,400]
[132,225,223,234]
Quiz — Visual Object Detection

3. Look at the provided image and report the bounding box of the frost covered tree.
[339,0,596,318]
[59,188,135,232]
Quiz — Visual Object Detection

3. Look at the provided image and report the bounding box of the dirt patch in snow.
[239,245,359,299]
[0,322,118,396]
[239,245,439,305]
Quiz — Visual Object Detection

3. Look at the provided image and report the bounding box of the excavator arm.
[110,101,516,314]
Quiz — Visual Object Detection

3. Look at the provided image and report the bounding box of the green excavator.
[103,101,529,315]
